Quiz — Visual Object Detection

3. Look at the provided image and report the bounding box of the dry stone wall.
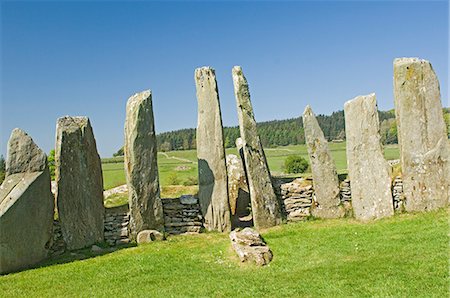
[274,178,314,222]
[104,205,131,246]
[162,196,203,235]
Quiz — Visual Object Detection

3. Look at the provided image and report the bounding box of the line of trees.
[113,108,450,156]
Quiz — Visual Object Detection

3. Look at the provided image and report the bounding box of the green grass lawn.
[1,209,447,297]
[102,142,400,190]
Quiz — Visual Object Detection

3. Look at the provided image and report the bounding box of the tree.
[284,155,309,174]
[48,150,56,180]
[0,154,5,184]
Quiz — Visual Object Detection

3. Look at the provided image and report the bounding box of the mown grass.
[102,142,400,190]
[0,209,447,297]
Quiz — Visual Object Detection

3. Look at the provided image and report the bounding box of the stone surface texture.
[194,67,231,232]
[55,116,104,250]
[162,196,203,235]
[0,129,54,274]
[344,94,394,220]
[137,229,164,244]
[274,178,314,221]
[229,228,273,266]
[124,91,164,240]
[303,105,344,218]
[393,58,450,211]
[226,154,249,216]
[232,66,282,229]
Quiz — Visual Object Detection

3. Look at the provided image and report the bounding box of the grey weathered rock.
[55,116,104,250]
[195,67,231,232]
[124,90,165,240]
[136,229,164,244]
[226,154,249,216]
[303,105,344,218]
[393,58,450,211]
[0,129,54,274]
[229,228,273,266]
[232,66,282,229]
[344,94,394,220]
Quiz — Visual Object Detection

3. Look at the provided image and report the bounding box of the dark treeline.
[114,109,425,156]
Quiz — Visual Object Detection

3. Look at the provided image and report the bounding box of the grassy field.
[102,142,400,191]
[0,209,447,297]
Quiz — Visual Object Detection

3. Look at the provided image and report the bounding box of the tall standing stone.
[344,94,394,220]
[124,90,164,240]
[393,58,450,211]
[195,67,231,232]
[0,129,54,274]
[55,116,104,250]
[232,66,282,229]
[303,105,344,218]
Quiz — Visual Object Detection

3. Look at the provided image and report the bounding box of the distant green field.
[102,142,400,190]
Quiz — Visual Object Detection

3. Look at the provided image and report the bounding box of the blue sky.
[1,0,448,157]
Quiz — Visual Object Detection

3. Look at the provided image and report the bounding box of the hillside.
[113,108,450,155]
[0,209,447,296]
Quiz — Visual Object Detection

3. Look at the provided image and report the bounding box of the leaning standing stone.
[303,105,344,218]
[232,66,282,229]
[194,67,231,232]
[124,90,164,240]
[344,94,394,220]
[55,116,104,250]
[0,129,54,274]
[393,58,450,211]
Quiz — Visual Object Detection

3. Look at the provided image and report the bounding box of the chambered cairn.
[124,90,164,240]
[0,129,54,274]
[344,94,394,220]
[303,105,344,218]
[194,67,231,232]
[393,58,450,211]
[232,66,282,229]
[55,116,105,250]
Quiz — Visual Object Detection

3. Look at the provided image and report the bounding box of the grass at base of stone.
[1,209,447,297]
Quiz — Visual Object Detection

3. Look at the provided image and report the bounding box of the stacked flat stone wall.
[274,178,314,222]
[162,196,203,235]
[339,179,352,205]
[392,176,404,211]
[104,205,130,246]
[49,220,66,256]
[273,175,406,222]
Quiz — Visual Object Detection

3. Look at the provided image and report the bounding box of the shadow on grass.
[35,242,137,271]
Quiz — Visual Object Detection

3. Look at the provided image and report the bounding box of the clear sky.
[1,0,448,157]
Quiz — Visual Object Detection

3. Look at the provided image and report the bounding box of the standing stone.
[195,67,231,232]
[226,154,249,216]
[0,129,54,274]
[344,94,394,220]
[124,90,164,240]
[55,116,104,250]
[393,58,450,211]
[232,66,282,229]
[303,105,344,218]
